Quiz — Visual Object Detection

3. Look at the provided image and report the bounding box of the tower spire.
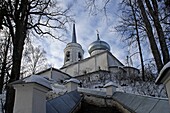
[72,23,77,43]
[96,30,100,40]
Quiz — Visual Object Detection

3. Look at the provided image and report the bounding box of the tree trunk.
[5,25,26,113]
[5,0,29,112]
[145,0,169,64]
[137,0,163,72]
[129,0,145,81]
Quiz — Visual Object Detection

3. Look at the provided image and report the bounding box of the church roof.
[88,33,110,54]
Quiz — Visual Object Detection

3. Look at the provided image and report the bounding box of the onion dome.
[88,33,110,55]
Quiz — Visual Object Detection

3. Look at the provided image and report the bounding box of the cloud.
[31,0,150,69]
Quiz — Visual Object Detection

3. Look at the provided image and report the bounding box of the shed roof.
[78,88,170,113]
[113,92,170,113]
[46,90,82,113]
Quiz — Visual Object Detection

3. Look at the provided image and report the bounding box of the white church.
[35,23,139,88]
[60,24,139,77]
[9,24,170,113]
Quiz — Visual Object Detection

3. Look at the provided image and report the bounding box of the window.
[65,51,70,62]
[78,52,82,60]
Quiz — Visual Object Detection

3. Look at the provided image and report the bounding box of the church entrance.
[77,101,122,113]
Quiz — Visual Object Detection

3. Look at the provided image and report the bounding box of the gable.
[107,52,124,67]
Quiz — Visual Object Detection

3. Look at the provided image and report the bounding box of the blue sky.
[32,0,152,69]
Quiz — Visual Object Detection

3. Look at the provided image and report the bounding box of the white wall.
[39,69,70,82]
[107,53,123,66]
[61,52,110,77]
[13,83,49,113]
[51,70,70,82]
[79,57,96,75]
[96,52,108,70]
[39,71,51,79]
[60,51,126,77]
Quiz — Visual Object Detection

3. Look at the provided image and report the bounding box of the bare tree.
[0,29,12,94]
[137,0,166,72]
[85,0,169,73]
[21,41,48,77]
[115,0,146,80]
[0,0,72,112]
[144,0,169,64]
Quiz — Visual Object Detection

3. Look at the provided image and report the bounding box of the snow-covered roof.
[23,75,52,89]
[156,61,170,84]
[12,75,52,89]
[64,78,80,84]
[104,81,118,88]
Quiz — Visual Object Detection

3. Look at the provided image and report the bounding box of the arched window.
[65,51,70,62]
[78,52,82,60]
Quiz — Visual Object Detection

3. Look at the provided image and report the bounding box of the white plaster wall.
[66,82,78,92]
[39,70,70,82]
[13,84,33,113]
[65,64,79,77]
[64,43,84,66]
[96,52,108,71]
[39,71,51,79]
[51,70,70,82]
[32,88,46,113]
[107,54,123,66]
[106,87,116,96]
[61,52,112,77]
[79,57,96,75]
[13,83,49,113]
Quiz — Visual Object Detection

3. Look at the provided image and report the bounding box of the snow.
[51,84,67,94]
[104,81,117,87]
[156,61,170,83]
[23,75,52,89]
[47,83,67,99]
[64,78,80,84]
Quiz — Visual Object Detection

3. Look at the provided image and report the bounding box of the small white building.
[36,67,71,83]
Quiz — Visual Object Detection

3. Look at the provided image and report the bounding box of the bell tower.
[63,24,84,66]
